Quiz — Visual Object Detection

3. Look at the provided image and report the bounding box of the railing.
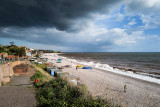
[0,58,27,64]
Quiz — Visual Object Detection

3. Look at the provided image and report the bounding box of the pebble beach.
[42,53,160,107]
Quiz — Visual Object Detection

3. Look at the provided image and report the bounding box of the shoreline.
[42,53,160,107]
[59,54,160,84]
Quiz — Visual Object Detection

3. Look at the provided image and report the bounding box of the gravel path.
[0,65,37,107]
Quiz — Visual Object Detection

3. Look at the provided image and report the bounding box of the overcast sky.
[0,0,160,52]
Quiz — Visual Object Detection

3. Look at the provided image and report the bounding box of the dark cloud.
[0,0,119,31]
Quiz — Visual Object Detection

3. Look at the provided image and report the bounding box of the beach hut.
[51,69,55,76]
[82,67,92,69]
[50,69,63,77]
[47,66,56,72]
[50,69,58,73]
[54,69,63,77]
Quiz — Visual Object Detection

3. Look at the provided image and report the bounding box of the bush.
[30,70,46,86]
[36,77,110,107]
[30,70,43,81]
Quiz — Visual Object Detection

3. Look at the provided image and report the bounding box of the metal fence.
[0,58,27,64]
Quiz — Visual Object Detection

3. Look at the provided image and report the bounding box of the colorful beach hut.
[51,69,55,76]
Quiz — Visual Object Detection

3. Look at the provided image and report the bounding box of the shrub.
[36,77,110,107]
[30,70,47,86]
[30,70,43,81]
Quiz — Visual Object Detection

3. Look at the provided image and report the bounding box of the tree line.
[0,45,26,57]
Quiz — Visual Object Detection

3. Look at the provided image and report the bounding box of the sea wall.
[0,61,27,86]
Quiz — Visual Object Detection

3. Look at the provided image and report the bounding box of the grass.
[36,63,47,71]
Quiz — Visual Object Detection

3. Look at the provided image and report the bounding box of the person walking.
[124,85,127,93]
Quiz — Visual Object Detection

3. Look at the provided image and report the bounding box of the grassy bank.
[29,62,53,81]
[36,63,47,71]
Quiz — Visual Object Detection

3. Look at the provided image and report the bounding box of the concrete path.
[0,65,37,107]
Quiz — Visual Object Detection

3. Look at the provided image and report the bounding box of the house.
[26,52,32,57]
[0,53,3,60]
[30,48,35,51]
[0,53,10,63]
[31,50,37,57]
[7,55,16,61]
[0,53,8,60]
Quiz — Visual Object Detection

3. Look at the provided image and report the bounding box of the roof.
[7,55,15,58]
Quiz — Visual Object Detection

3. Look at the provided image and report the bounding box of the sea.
[59,52,160,83]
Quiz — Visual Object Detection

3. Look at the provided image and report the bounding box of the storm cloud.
[0,0,119,31]
[1,0,160,52]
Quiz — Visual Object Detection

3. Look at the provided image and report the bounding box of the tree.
[19,47,26,57]
[0,47,5,53]
[0,45,26,57]
[9,46,26,57]
[9,46,19,55]
[10,42,14,46]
